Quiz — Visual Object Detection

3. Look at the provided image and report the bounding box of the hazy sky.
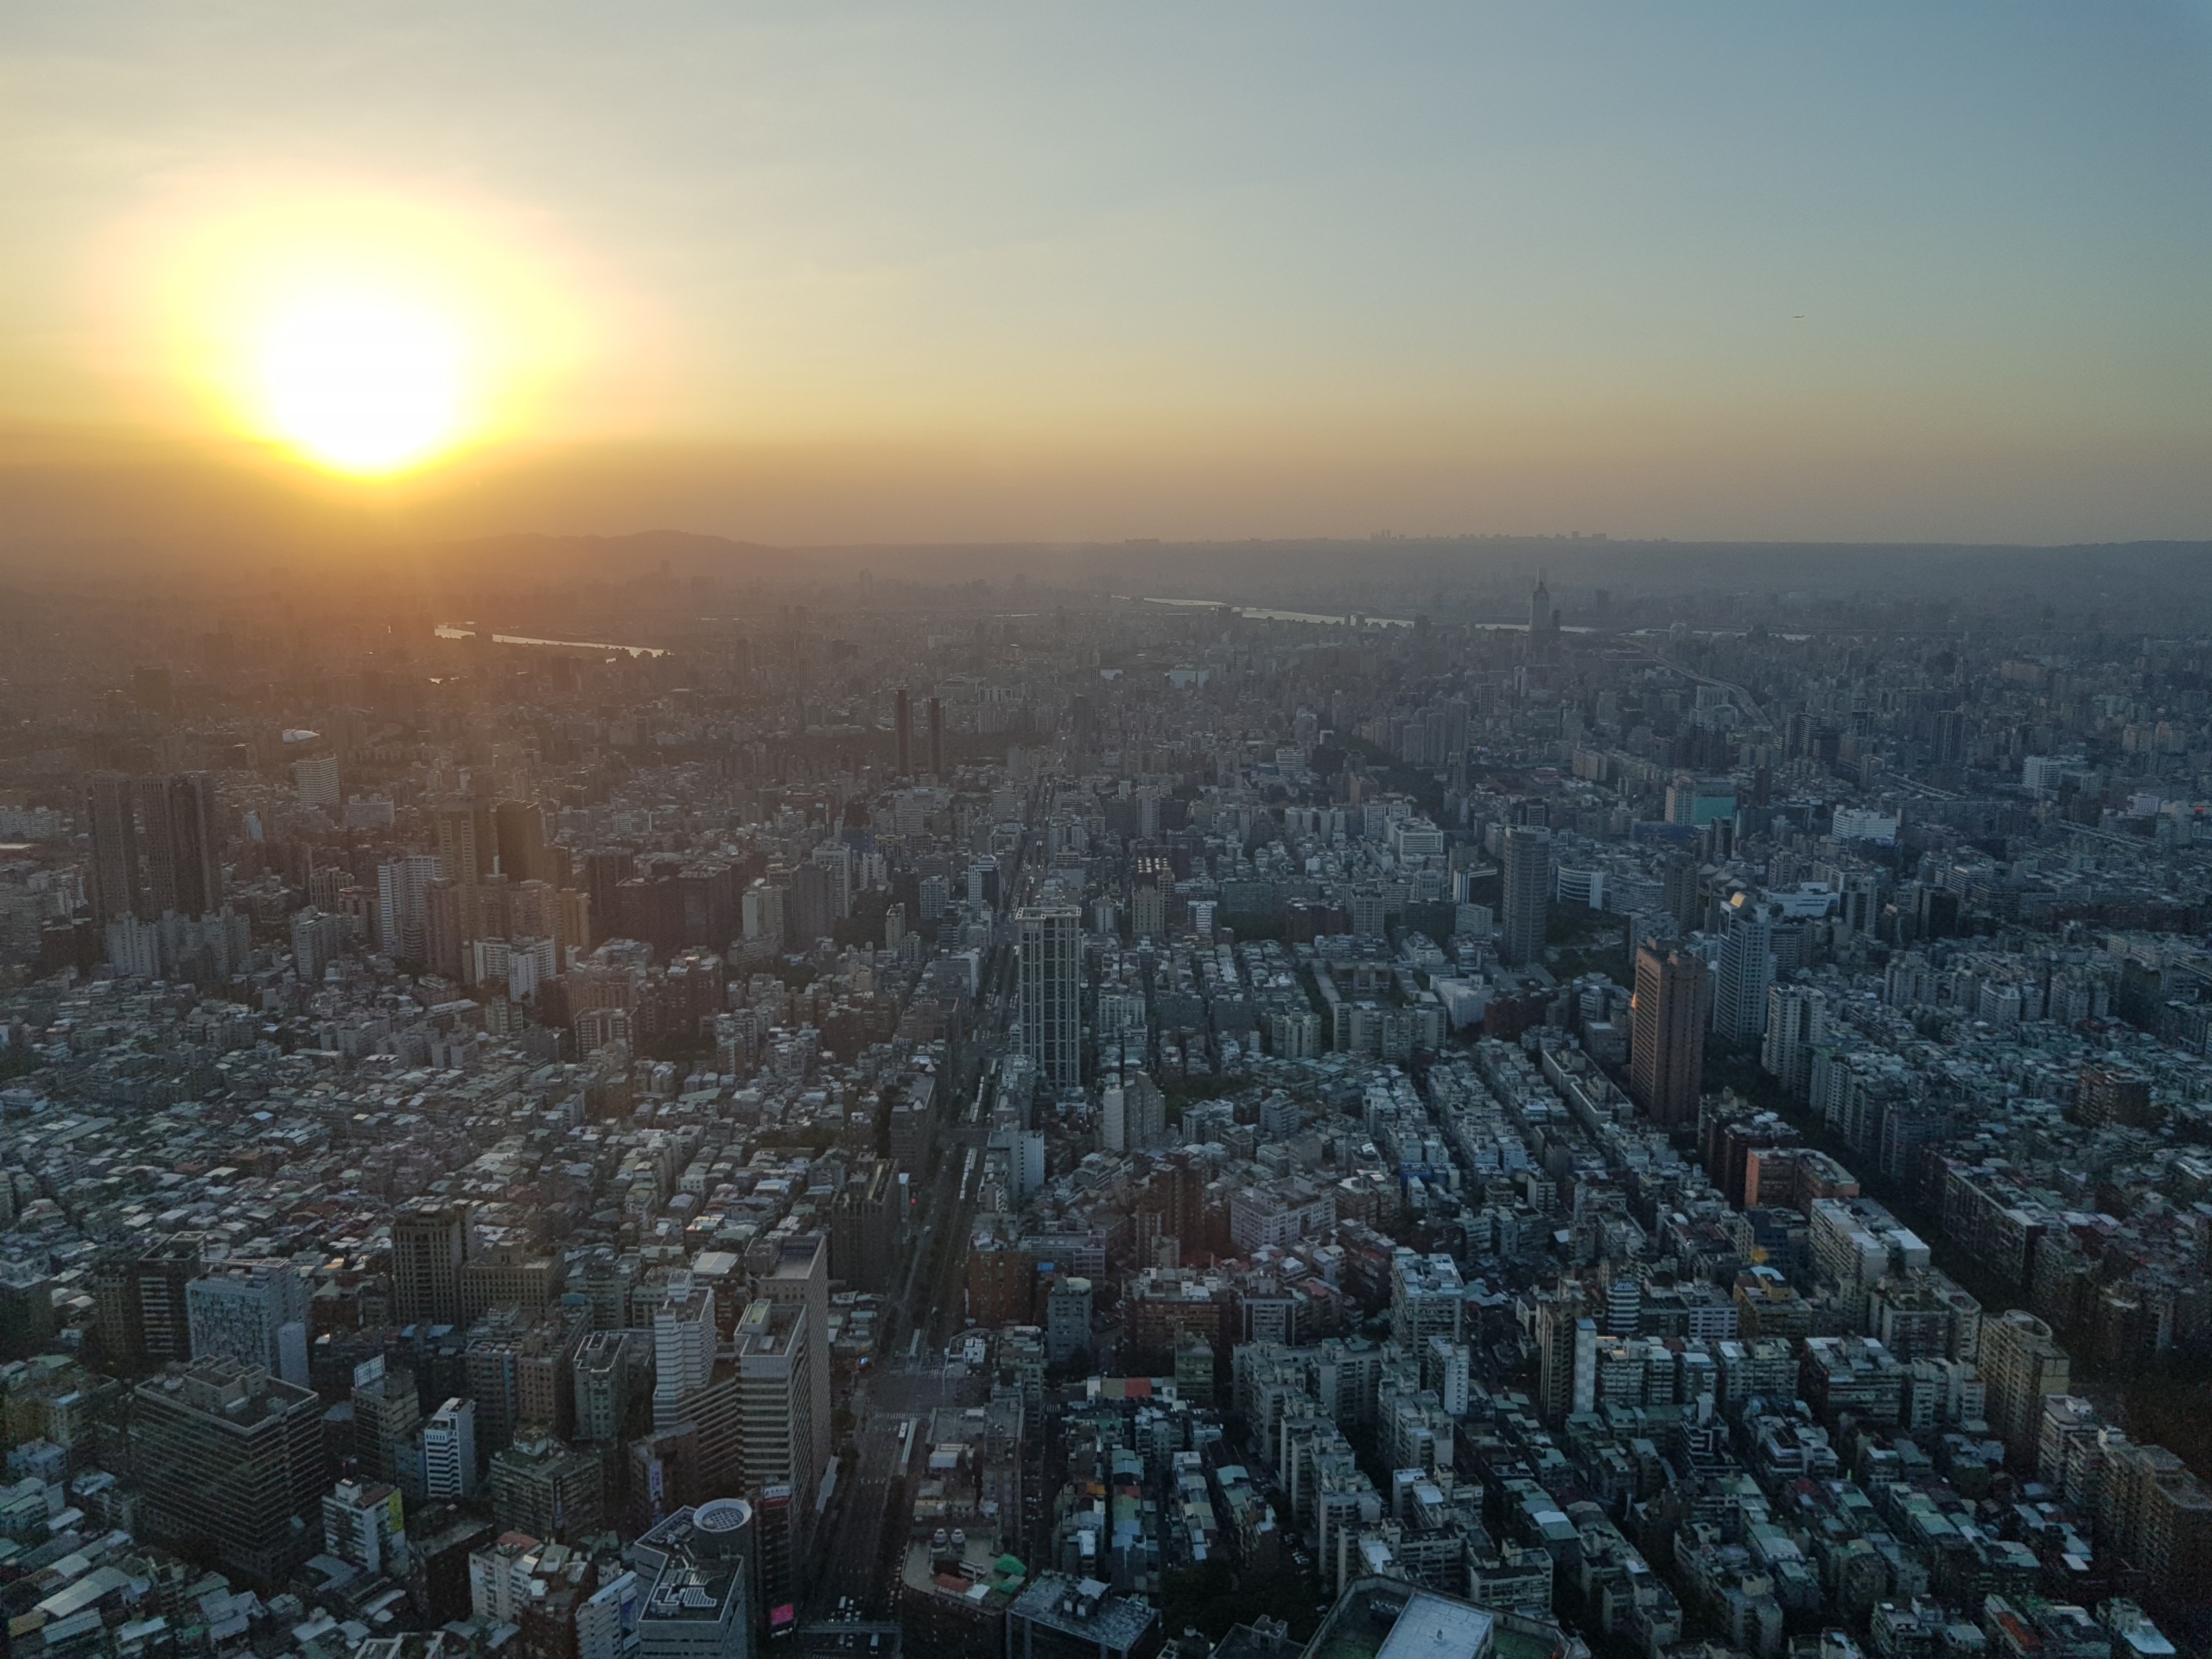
[3,2,2210,547]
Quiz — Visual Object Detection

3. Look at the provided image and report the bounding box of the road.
[803,772,1045,1619]
[807,1410,916,1619]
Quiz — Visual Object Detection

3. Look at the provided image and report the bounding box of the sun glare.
[123,181,608,479]
[259,289,465,474]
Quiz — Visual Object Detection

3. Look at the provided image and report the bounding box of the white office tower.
[423,1396,478,1498]
[186,1260,311,1385]
[1102,1080,1127,1152]
[1016,904,1084,1088]
[1715,896,1776,1044]
[377,855,438,959]
[1761,982,1828,1096]
[652,1276,716,1426]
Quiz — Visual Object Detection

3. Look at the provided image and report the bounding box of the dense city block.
[0,546,2208,1659]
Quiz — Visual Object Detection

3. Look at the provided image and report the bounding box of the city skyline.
[6,9,2212,1659]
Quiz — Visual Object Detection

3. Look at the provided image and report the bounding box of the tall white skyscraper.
[1016,904,1084,1087]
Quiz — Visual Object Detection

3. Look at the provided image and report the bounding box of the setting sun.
[257,289,466,474]
[112,179,610,479]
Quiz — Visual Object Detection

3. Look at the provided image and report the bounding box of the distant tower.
[926,696,944,777]
[1529,572,1558,661]
[893,687,911,776]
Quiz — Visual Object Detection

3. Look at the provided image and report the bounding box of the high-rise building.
[1389,1251,1465,1350]
[323,1478,408,1577]
[353,1358,425,1495]
[732,1298,818,1562]
[423,1396,479,1498]
[629,1501,755,1659]
[131,1357,327,1586]
[378,855,439,960]
[293,753,341,810]
[926,696,944,777]
[1016,905,1083,1087]
[1630,944,1712,1129]
[1714,895,1776,1044]
[1534,1287,1594,1427]
[1662,853,1702,931]
[828,1160,905,1294]
[1045,1275,1092,1367]
[494,799,550,883]
[87,771,224,925]
[652,1277,717,1426]
[748,1485,798,1639]
[1500,825,1551,964]
[753,1236,830,1509]
[291,906,346,984]
[126,1236,201,1371]
[141,773,223,918]
[809,842,852,921]
[0,1257,55,1362]
[786,861,836,950]
[1529,574,1558,660]
[186,1259,311,1386]
[741,880,785,945]
[86,772,141,928]
[1981,1309,2072,1465]
[435,800,497,886]
[574,1331,639,1444]
[392,1200,467,1328]
[1761,983,1828,1097]
[893,687,912,776]
[490,1433,605,1537]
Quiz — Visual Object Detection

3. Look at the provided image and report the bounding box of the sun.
[258,289,466,474]
[121,180,613,479]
